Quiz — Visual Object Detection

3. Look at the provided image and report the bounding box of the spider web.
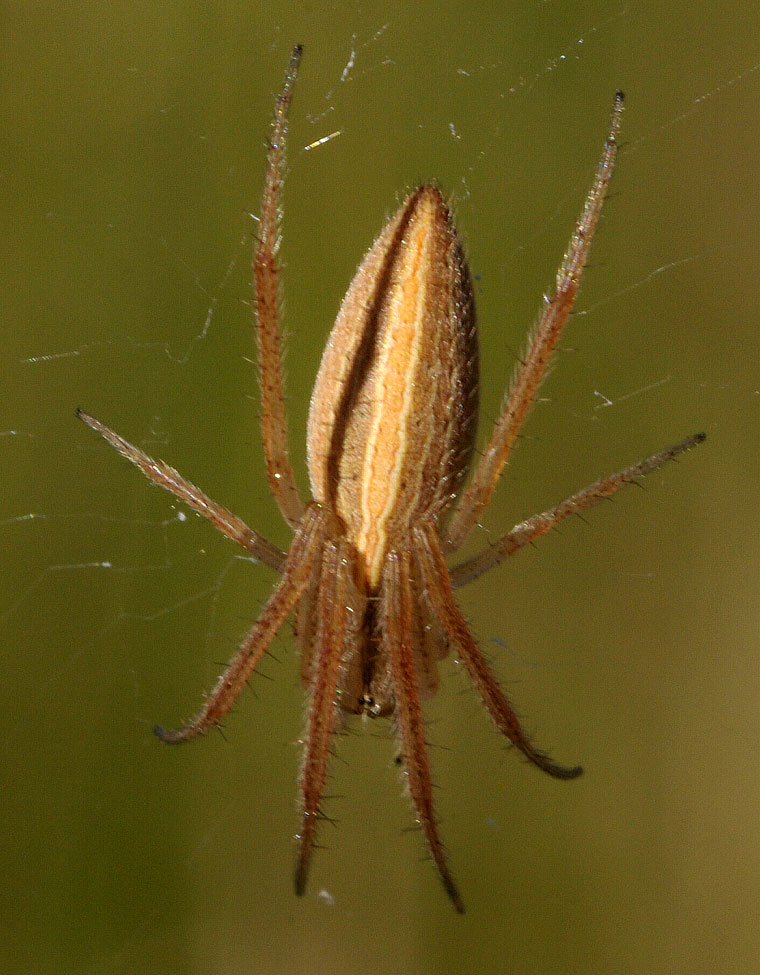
[4,4,759,973]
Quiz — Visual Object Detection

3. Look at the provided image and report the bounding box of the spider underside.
[78,46,704,912]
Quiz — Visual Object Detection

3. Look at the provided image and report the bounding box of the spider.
[78,46,704,912]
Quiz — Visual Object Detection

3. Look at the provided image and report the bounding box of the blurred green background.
[3,2,757,973]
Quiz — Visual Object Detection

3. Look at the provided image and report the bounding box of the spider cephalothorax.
[78,46,704,912]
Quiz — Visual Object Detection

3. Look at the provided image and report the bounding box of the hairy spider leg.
[254,44,304,529]
[450,433,707,588]
[76,410,286,572]
[154,504,325,743]
[444,93,625,553]
[417,522,583,779]
[384,548,465,913]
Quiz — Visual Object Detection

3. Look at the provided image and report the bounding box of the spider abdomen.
[306,185,479,589]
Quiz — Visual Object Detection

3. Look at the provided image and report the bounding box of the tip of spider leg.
[444,878,466,914]
[76,409,102,433]
[294,860,309,898]
[547,761,584,780]
[522,743,584,780]
[153,724,189,745]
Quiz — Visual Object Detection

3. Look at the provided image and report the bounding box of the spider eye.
[359,693,383,718]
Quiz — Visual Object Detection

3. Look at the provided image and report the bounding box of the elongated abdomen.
[307,186,478,589]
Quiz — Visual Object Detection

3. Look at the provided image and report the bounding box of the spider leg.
[254,45,305,529]
[155,503,326,744]
[445,93,624,554]
[383,549,465,914]
[295,538,354,896]
[450,432,706,588]
[77,409,286,573]
[415,523,582,780]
